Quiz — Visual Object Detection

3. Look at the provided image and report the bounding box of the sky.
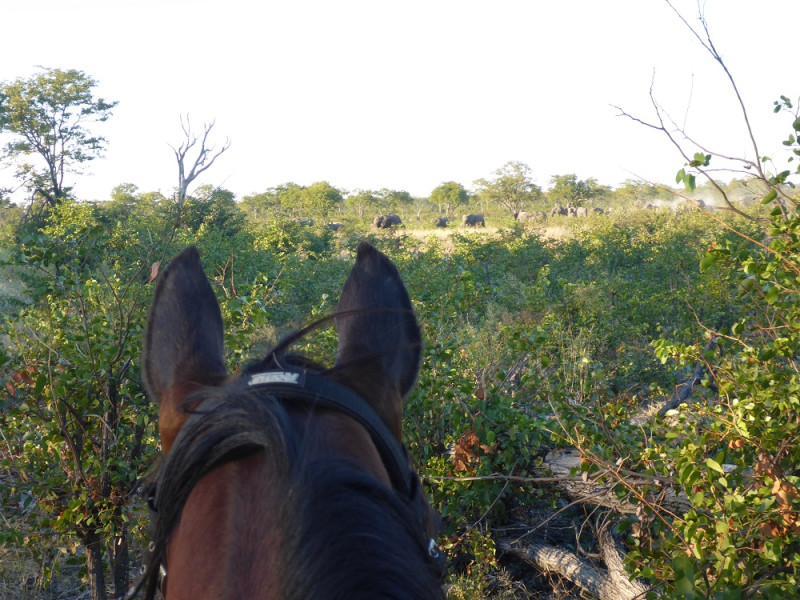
[1,0,798,202]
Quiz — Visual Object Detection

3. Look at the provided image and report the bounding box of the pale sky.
[1,0,797,202]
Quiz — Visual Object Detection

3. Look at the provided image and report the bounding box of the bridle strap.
[245,370,414,498]
[246,370,445,574]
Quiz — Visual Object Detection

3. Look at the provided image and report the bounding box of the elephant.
[575,207,589,217]
[516,211,546,222]
[434,217,449,228]
[592,207,605,215]
[567,206,578,217]
[550,206,568,217]
[372,214,403,228]
[326,222,345,231]
[461,213,485,227]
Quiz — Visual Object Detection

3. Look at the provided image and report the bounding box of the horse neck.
[165,454,285,600]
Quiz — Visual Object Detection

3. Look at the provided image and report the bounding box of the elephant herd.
[371,214,487,228]
[304,206,607,233]
[434,214,485,227]
[549,205,605,217]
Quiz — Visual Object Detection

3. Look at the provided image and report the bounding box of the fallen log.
[499,526,649,600]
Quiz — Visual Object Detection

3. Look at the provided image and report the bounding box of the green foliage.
[562,102,800,599]
[0,200,155,597]
[183,185,246,234]
[614,178,674,208]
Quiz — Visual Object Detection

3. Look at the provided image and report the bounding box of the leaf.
[148,261,161,283]
[672,554,696,599]
[676,168,686,184]
[765,285,780,305]
[706,458,724,474]
[699,252,717,272]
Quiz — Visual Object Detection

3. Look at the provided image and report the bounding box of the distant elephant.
[592,207,605,215]
[434,217,449,228]
[461,213,485,227]
[516,211,546,222]
[575,207,589,217]
[372,214,403,228]
[550,206,568,217]
[326,222,345,231]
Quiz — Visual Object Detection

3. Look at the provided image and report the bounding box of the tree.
[171,116,230,209]
[429,181,468,217]
[377,189,415,215]
[0,68,117,211]
[547,174,610,206]
[100,183,140,224]
[184,184,245,234]
[345,189,380,218]
[613,178,672,207]
[473,161,542,217]
[303,181,343,219]
[240,187,286,222]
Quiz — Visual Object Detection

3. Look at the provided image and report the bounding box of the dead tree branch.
[657,338,717,416]
[538,448,692,516]
[610,0,790,221]
[499,524,650,600]
[170,115,231,208]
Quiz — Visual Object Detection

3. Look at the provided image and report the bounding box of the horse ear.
[142,246,227,403]
[335,242,421,431]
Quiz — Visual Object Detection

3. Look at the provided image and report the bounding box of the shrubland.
[2,185,792,598]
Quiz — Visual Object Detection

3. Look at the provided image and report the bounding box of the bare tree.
[170,116,231,208]
[612,0,789,221]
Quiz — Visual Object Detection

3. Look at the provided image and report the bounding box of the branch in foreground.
[539,448,692,516]
[657,338,717,416]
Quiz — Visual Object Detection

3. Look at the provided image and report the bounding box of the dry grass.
[0,547,89,600]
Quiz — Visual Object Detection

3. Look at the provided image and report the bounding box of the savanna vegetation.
[2,7,800,600]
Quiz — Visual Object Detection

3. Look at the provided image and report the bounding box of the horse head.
[138,242,443,599]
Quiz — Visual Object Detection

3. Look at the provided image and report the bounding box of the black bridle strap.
[246,370,413,498]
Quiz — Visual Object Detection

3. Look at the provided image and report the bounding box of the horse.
[134,242,445,599]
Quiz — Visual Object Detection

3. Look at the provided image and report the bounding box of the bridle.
[130,368,445,598]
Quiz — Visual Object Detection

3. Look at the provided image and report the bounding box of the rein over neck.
[245,369,413,497]
[241,368,444,575]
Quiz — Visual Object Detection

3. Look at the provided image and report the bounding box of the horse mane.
[281,458,443,600]
[141,349,443,599]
